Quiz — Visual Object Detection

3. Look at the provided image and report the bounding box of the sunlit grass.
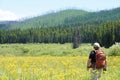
[0,43,106,56]
[0,43,119,79]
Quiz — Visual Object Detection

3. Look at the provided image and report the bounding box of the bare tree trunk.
[73,30,81,49]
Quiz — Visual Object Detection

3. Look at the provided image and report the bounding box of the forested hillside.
[0,21,18,30]
[9,7,120,30]
[0,20,120,48]
[10,9,88,29]
[0,7,120,48]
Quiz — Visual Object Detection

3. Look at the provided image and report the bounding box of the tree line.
[0,20,120,48]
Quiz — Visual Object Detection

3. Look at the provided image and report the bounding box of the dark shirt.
[89,50,96,64]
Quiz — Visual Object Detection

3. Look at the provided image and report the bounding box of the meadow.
[0,43,109,56]
[0,56,120,80]
[0,43,120,80]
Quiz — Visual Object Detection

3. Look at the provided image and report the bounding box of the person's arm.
[87,58,91,71]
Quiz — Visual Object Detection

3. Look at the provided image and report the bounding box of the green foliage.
[0,8,120,48]
[1,7,120,30]
[109,43,120,56]
[0,21,18,30]
[0,43,109,56]
[21,47,29,53]
[10,9,88,30]
[0,20,120,48]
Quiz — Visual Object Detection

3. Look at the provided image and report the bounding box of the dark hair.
[94,47,99,50]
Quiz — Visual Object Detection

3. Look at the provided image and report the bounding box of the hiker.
[87,42,107,80]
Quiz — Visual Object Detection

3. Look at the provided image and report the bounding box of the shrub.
[21,47,29,53]
[109,43,120,56]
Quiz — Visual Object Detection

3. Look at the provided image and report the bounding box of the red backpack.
[95,50,106,69]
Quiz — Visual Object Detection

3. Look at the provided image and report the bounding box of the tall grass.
[0,43,119,56]
[0,43,92,56]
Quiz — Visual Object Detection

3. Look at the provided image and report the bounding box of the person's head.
[93,42,100,50]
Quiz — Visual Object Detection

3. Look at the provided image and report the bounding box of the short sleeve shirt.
[89,50,96,64]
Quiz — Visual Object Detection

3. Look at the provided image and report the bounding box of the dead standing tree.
[73,29,81,49]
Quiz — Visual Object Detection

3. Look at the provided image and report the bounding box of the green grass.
[0,43,113,56]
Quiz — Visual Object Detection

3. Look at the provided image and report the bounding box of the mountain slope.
[1,7,120,30]
[11,9,89,29]
[0,21,18,30]
[63,7,120,25]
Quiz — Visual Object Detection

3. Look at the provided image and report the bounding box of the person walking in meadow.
[87,42,107,80]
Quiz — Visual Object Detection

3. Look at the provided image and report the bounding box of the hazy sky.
[0,0,120,21]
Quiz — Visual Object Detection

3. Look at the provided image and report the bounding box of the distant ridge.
[0,7,120,30]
